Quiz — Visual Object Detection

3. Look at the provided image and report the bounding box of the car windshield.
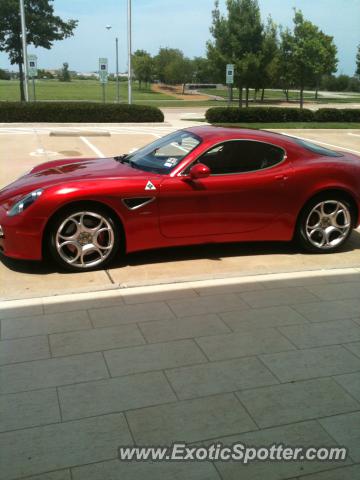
[295,138,343,157]
[124,131,201,174]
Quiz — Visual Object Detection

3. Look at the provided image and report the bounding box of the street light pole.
[116,37,120,103]
[127,0,132,105]
[105,25,120,104]
[19,0,29,102]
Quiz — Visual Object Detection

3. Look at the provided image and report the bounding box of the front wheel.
[296,196,354,253]
[47,206,120,271]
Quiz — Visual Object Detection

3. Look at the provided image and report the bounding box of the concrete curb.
[1,266,359,311]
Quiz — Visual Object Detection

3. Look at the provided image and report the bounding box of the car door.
[158,139,292,239]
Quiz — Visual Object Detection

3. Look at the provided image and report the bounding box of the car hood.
[0,157,152,202]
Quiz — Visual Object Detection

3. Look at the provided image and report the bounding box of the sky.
[1,0,359,75]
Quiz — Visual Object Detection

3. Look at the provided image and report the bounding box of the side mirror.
[189,163,211,180]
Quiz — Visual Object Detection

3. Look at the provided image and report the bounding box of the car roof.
[186,125,300,150]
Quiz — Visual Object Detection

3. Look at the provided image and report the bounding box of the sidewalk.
[1,268,360,480]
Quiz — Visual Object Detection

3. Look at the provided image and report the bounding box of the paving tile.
[297,464,360,480]
[43,296,124,314]
[89,302,175,328]
[237,378,360,428]
[0,336,50,365]
[139,314,230,343]
[196,281,264,296]
[0,352,108,394]
[240,287,317,308]
[307,282,360,301]
[345,341,360,358]
[72,458,220,480]
[0,389,60,432]
[279,320,360,348]
[1,311,91,339]
[49,324,145,357]
[261,272,360,289]
[320,411,360,461]
[126,393,256,444]
[59,371,176,420]
[24,471,71,480]
[166,357,278,400]
[121,288,198,304]
[0,304,43,320]
[104,340,207,377]
[292,299,360,323]
[220,306,308,332]
[167,294,249,317]
[213,421,350,480]
[334,372,360,402]
[196,328,295,361]
[0,413,132,479]
[260,346,360,382]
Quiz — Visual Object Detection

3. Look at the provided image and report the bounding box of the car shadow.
[111,229,360,269]
[1,230,360,275]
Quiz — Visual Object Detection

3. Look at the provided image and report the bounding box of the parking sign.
[28,55,38,77]
[99,58,108,84]
[226,64,234,85]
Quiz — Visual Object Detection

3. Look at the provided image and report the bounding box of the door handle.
[275,174,288,181]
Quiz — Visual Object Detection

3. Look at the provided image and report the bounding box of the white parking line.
[281,132,360,155]
[348,133,360,138]
[80,136,105,158]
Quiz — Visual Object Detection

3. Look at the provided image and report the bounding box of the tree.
[277,27,296,101]
[192,57,214,83]
[207,0,232,85]
[257,16,279,101]
[0,68,11,80]
[208,0,264,107]
[356,44,360,77]
[163,56,194,93]
[0,0,77,100]
[59,62,70,82]
[154,47,184,83]
[285,10,337,108]
[132,50,154,89]
[313,31,337,99]
[37,68,54,79]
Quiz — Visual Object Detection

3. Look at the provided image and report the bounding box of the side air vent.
[122,197,155,210]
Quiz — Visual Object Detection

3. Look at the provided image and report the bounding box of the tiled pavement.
[1,271,360,479]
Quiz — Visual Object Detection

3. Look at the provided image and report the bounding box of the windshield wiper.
[114,154,129,164]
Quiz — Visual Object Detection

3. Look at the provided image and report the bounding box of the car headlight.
[7,189,43,217]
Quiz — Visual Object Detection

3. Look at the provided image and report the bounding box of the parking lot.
[1,119,360,480]
[0,122,360,300]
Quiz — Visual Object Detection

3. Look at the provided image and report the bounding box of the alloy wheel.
[305,200,351,250]
[55,211,115,269]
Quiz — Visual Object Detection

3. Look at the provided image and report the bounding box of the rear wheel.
[48,206,120,271]
[296,195,354,253]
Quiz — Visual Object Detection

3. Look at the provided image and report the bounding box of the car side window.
[196,140,285,175]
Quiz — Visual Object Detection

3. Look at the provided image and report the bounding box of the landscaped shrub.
[313,108,344,122]
[337,109,360,122]
[0,102,164,123]
[205,106,360,124]
[205,107,314,123]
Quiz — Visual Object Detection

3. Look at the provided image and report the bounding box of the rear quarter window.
[295,139,343,157]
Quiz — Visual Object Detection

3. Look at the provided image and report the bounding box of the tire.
[296,194,354,253]
[47,205,120,271]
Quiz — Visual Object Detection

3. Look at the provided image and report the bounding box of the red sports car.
[0,126,359,271]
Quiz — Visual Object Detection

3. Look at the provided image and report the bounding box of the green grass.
[209,122,360,129]
[0,79,176,103]
[198,88,360,104]
[0,79,229,107]
[2,80,359,108]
